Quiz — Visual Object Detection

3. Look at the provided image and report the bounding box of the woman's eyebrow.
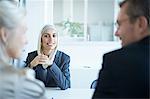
[43,32,56,34]
[43,33,49,34]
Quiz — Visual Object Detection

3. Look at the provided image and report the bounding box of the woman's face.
[41,29,57,51]
[6,18,27,59]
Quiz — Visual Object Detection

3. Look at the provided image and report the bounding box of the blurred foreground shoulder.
[0,65,47,99]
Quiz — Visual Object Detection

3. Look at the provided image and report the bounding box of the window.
[19,0,26,7]
[53,0,116,42]
[26,0,121,43]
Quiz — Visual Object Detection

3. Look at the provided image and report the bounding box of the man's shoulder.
[103,45,133,59]
[104,37,149,57]
[104,48,124,57]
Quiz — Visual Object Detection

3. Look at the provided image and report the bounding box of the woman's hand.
[29,54,49,68]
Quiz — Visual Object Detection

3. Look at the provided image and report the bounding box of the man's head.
[115,0,150,47]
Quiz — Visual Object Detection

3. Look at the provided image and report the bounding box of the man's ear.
[138,16,148,34]
[0,27,8,44]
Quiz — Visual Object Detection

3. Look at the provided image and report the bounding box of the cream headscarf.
[37,25,58,68]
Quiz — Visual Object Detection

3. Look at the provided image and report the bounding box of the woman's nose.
[48,36,54,42]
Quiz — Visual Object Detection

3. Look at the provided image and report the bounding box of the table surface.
[46,88,95,99]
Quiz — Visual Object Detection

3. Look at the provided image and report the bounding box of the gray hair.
[0,0,26,64]
[0,0,26,29]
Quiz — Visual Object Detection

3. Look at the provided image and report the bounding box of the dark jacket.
[93,36,150,98]
[25,50,71,90]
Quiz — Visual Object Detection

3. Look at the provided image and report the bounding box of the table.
[46,88,94,99]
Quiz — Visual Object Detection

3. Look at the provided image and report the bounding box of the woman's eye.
[53,34,56,38]
[44,35,48,37]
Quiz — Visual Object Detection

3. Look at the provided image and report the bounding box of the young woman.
[26,25,71,90]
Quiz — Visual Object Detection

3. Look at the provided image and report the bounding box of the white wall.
[53,0,63,23]
[58,41,121,69]
[26,0,45,52]
[88,0,114,24]
[61,41,121,88]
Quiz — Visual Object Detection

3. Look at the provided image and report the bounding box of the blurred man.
[92,0,149,98]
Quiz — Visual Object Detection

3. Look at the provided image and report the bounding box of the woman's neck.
[0,42,12,65]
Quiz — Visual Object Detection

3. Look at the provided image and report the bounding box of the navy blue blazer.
[25,50,71,90]
[93,36,149,98]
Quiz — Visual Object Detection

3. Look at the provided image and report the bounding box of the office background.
[17,0,122,88]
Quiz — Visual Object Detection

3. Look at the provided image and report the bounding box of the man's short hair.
[119,0,150,30]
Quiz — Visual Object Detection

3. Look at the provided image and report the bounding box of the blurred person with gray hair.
[0,0,46,99]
